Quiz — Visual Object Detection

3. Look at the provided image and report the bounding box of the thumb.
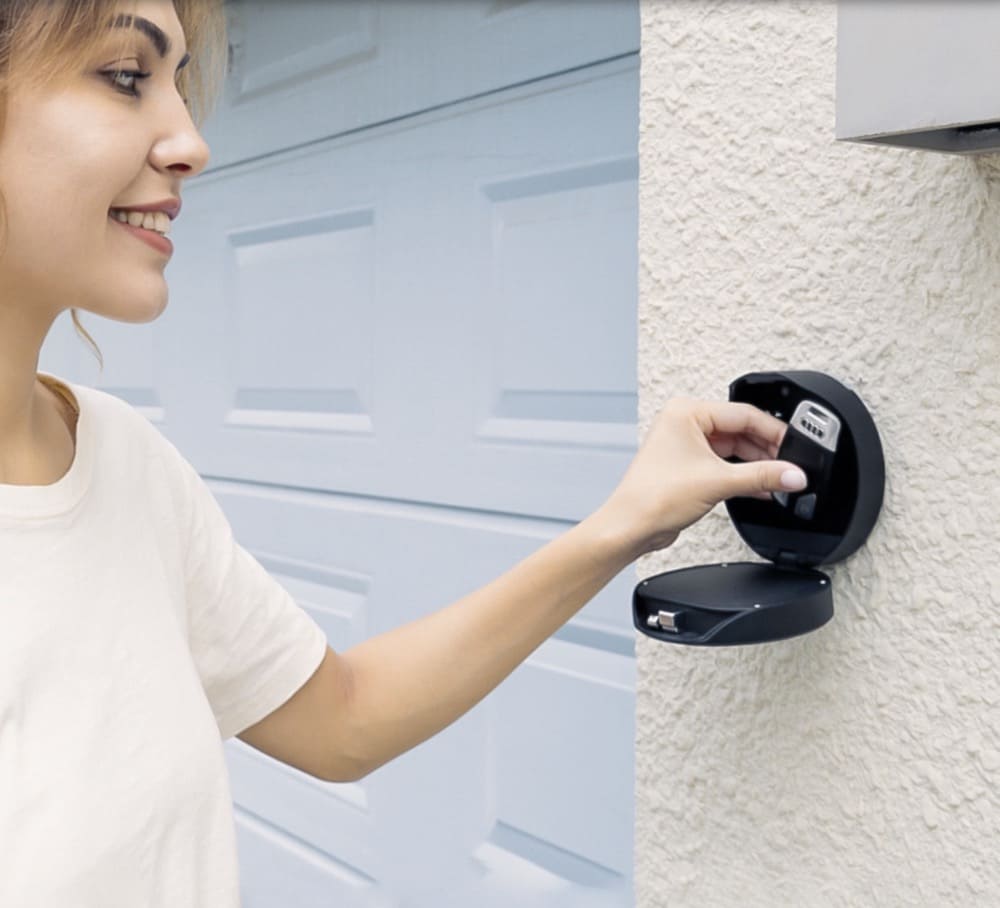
[720,460,808,499]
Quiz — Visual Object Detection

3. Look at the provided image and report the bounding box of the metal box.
[837,1,1000,155]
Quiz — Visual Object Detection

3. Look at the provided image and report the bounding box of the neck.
[0,299,61,455]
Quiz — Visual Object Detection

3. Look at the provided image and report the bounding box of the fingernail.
[781,469,808,491]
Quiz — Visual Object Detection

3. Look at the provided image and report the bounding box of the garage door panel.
[230,746,376,880]
[471,836,627,908]
[234,2,377,103]
[561,571,637,657]
[478,822,623,890]
[479,157,638,453]
[236,807,383,908]
[209,0,638,169]
[486,160,637,396]
[227,211,377,436]
[495,639,634,876]
[362,709,493,897]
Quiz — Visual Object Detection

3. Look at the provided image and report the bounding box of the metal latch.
[646,610,682,632]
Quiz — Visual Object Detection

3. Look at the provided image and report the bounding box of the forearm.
[339,503,642,775]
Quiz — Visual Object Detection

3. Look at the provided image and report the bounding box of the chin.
[83,301,167,326]
[131,302,168,324]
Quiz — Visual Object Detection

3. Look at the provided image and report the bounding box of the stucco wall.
[636,2,1000,905]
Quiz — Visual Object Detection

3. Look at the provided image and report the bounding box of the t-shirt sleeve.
[158,433,329,741]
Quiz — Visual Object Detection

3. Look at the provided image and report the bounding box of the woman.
[0,1,808,904]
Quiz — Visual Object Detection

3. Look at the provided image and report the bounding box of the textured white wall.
[636,2,1000,905]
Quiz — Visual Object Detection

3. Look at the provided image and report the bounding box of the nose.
[149,95,212,180]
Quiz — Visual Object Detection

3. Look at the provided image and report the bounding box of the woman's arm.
[238,398,809,781]
[336,497,640,777]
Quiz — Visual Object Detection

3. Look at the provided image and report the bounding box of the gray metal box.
[837,0,1000,155]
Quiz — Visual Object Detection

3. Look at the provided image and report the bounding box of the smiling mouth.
[108,208,171,236]
[108,211,174,255]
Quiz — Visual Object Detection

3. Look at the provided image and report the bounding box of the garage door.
[43,2,639,905]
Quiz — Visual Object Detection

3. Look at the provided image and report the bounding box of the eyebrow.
[108,14,191,72]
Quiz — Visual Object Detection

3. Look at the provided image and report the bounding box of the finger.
[710,435,776,463]
[695,401,788,450]
[717,459,807,499]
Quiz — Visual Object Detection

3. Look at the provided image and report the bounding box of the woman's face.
[0,0,210,325]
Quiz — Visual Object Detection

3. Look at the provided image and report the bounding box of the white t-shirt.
[0,372,329,907]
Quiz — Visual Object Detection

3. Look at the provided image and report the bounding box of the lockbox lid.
[725,370,884,569]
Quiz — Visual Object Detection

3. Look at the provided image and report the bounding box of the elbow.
[320,659,378,783]
[320,754,374,784]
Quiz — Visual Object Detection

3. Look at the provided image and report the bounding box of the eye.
[101,68,189,108]
[102,68,151,97]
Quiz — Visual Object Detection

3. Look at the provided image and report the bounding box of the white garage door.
[43,2,639,905]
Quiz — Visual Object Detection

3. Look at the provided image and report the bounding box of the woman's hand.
[597,398,808,557]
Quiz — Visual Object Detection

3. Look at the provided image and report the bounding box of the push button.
[794,493,817,520]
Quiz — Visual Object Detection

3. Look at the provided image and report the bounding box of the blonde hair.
[0,0,228,371]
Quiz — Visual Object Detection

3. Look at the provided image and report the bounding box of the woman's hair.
[0,0,228,371]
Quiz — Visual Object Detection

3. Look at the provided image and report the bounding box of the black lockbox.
[633,371,885,646]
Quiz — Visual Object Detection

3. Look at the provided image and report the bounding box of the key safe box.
[633,371,885,647]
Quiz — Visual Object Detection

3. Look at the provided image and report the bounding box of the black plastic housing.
[633,371,884,647]
[725,371,885,569]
